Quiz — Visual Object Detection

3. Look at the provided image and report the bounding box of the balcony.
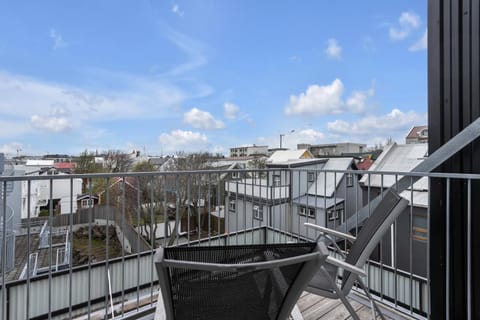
[0,167,475,319]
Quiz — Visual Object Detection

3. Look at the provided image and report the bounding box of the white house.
[21,173,82,218]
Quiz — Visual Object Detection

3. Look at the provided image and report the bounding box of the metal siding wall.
[6,254,156,319]
[428,0,480,318]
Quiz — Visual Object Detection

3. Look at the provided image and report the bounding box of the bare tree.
[166,152,219,245]
[74,150,101,174]
[103,150,134,173]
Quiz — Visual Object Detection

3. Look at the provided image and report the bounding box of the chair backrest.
[341,188,408,292]
[156,243,323,320]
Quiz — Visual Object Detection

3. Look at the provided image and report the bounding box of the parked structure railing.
[0,168,475,319]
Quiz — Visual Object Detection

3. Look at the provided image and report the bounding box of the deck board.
[297,291,413,320]
[153,290,415,320]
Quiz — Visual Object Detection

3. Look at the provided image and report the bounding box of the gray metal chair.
[155,242,325,320]
[304,188,409,320]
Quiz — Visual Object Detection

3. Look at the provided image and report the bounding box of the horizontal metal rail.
[1,167,476,319]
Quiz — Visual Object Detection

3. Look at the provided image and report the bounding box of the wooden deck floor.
[153,290,417,320]
[297,291,416,320]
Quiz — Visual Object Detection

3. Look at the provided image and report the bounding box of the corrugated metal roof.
[293,195,344,209]
[359,143,428,188]
[307,158,354,197]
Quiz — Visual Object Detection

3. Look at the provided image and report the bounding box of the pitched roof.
[406,125,428,139]
[267,149,313,163]
[359,143,428,188]
[307,158,354,197]
[356,157,374,171]
[54,162,76,170]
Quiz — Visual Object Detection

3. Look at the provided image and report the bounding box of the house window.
[231,172,240,179]
[413,215,428,242]
[298,206,315,218]
[273,175,281,187]
[229,200,236,212]
[253,205,263,221]
[81,199,94,208]
[327,203,344,221]
[346,173,354,187]
[307,171,315,182]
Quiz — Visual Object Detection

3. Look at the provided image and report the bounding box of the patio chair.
[155,242,325,320]
[304,188,409,320]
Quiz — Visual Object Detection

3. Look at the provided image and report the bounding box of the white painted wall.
[21,177,82,218]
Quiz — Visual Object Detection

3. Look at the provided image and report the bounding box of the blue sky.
[0,1,427,156]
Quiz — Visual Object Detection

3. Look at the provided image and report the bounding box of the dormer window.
[419,129,428,137]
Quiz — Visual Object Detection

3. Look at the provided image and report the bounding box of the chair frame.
[305,188,409,320]
[155,243,326,320]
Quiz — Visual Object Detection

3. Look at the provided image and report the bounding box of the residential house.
[359,142,429,276]
[76,194,100,209]
[13,160,82,218]
[224,150,361,240]
[290,157,362,239]
[148,156,175,171]
[405,125,428,144]
[266,149,314,163]
[356,156,374,171]
[226,150,312,232]
[297,142,366,157]
[229,145,268,158]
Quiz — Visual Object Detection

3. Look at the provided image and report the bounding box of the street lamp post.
[279,130,295,149]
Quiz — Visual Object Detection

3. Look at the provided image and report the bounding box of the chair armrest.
[162,251,321,272]
[325,256,366,277]
[304,223,356,242]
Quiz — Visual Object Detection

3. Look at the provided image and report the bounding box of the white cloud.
[389,11,421,41]
[285,79,375,116]
[163,30,207,76]
[0,71,185,125]
[327,108,426,143]
[30,115,72,132]
[0,142,24,155]
[284,129,325,149]
[224,102,239,120]
[285,79,344,116]
[159,130,209,152]
[254,128,324,150]
[346,87,375,113]
[399,11,421,28]
[172,4,184,17]
[325,38,342,59]
[295,129,325,144]
[49,28,68,49]
[183,108,225,130]
[409,29,428,52]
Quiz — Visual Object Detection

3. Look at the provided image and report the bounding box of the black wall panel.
[428,0,480,318]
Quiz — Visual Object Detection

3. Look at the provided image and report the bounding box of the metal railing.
[0,167,477,319]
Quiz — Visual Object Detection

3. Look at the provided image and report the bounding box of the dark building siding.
[428,0,480,319]
[362,186,427,277]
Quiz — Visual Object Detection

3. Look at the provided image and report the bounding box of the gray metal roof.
[293,195,344,209]
[359,143,428,188]
[307,158,354,197]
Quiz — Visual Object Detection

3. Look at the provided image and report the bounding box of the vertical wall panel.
[429,0,480,319]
